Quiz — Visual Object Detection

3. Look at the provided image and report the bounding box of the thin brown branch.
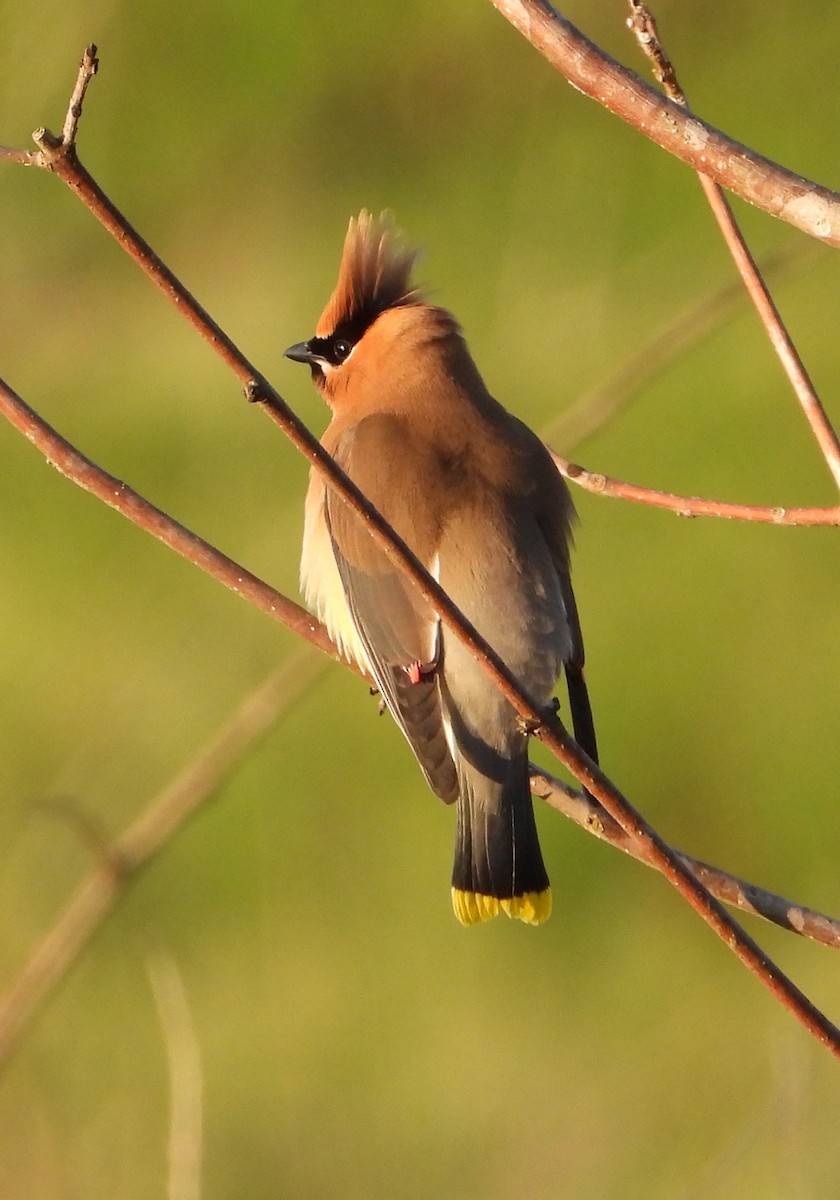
[531,770,840,952]
[0,656,327,1072]
[0,45,98,167]
[627,1,840,494]
[4,51,840,1058]
[626,2,685,104]
[0,375,346,668]
[550,450,840,526]
[0,145,38,164]
[531,724,840,1058]
[487,0,840,247]
[61,44,99,146]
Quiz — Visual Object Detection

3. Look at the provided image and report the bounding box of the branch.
[0,375,345,667]
[0,45,98,166]
[487,1,840,247]
[145,950,204,1200]
[4,48,840,1059]
[61,43,99,145]
[626,1,840,495]
[0,655,327,1071]
[531,770,840,951]
[550,450,840,526]
[498,0,840,516]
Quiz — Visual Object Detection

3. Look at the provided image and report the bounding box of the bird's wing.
[529,434,600,770]
[557,571,599,768]
[324,414,459,803]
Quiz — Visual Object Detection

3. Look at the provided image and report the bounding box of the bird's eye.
[332,338,353,364]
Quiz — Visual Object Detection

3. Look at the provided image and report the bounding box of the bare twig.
[0,45,98,167]
[531,771,840,951]
[3,50,840,1058]
[550,450,840,526]
[0,144,37,165]
[61,44,99,146]
[0,656,327,1070]
[0,375,346,668]
[146,949,204,1200]
[627,1,840,494]
[487,0,840,246]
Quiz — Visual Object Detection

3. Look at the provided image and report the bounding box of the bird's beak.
[284,340,317,364]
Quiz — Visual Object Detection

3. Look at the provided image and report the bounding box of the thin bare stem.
[531,724,840,1057]
[146,949,204,1200]
[0,655,327,1071]
[0,145,38,164]
[61,45,99,146]
[1,45,98,167]
[531,770,840,951]
[627,1,840,494]
[487,0,840,246]
[0,375,345,667]
[550,450,840,526]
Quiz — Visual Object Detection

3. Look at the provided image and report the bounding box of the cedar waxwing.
[286,212,598,925]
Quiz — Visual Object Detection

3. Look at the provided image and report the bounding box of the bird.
[285,211,598,925]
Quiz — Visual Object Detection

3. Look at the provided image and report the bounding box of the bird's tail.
[450,751,551,926]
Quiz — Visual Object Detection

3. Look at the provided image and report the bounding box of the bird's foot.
[516,697,560,736]
[404,658,438,685]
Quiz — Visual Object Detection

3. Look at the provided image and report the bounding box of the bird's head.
[285,211,464,410]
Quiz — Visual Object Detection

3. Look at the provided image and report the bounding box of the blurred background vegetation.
[1,0,839,1196]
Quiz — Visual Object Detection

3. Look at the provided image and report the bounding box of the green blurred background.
[2,1,840,1195]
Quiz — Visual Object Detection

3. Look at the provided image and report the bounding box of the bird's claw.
[516,697,560,736]
[404,658,438,685]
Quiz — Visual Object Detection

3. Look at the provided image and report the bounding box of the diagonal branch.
[1,654,836,1078]
[531,770,840,951]
[487,0,840,247]
[0,655,328,1072]
[3,48,840,1058]
[627,1,840,495]
[0,376,342,666]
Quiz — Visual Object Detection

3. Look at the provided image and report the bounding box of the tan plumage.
[287,211,597,925]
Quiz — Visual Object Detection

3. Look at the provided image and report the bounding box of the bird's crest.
[315,210,422,339]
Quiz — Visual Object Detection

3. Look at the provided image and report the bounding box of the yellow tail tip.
[451,888,552,926]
